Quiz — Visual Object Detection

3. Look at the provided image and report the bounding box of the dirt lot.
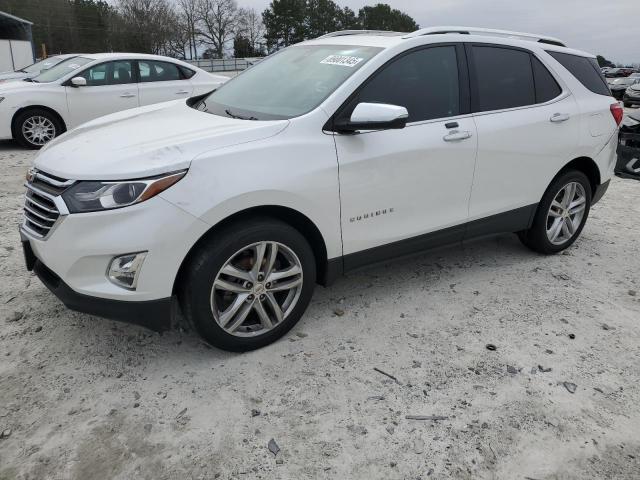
[1,139,639,480]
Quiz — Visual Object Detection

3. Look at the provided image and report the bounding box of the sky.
[239,0,638,64]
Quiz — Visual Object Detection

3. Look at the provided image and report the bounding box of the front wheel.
[518,171,592,254]
[14,108,63,149]
[180,218,316,351]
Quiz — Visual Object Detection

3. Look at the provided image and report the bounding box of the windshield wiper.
[225,108,257,121]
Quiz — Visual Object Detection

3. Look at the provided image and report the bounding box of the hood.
[0,71,28,82]
[34,100,289,180]
[0,79,45,94]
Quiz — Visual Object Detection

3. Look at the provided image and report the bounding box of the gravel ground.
[1,139,640,480]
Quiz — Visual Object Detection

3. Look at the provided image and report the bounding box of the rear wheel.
[14,108,63,149]
[180,218,316,351]
[518,171,592,254]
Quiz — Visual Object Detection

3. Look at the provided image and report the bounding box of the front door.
[333,44,478,270]
[65,60,138,128]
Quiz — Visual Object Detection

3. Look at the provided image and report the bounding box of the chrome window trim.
[470,91,571,118]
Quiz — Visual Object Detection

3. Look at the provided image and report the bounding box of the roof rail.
[317,30,401,39]
[402,26,566,47]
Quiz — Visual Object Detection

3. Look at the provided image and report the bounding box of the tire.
[13,108,63,149]
[179,217,316,351]
[518,170,592,254]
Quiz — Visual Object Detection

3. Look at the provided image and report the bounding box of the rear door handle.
[120,93,136,98]
[550,113,570,123]
[175,90,190,95]
[443,130,472,142]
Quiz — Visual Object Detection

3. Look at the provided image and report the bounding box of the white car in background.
[0,54,79,83]
[0,53,228,148]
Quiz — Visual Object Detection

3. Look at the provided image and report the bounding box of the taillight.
[610,103,624,126]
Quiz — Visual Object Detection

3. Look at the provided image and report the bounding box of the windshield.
[196,44,382,120]
[31,57,93,83]
[22,56,68,74]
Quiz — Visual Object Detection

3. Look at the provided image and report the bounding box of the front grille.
[23,170,73,239]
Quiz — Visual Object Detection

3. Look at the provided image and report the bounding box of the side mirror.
[70,76,87,87]
[335,102,408,133]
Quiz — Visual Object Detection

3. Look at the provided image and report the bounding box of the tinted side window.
[78,61,134,86]
[473,46,535,111]
[80,63,108,86]
[179,65,196,79]
[110,61,134,85]
[352,46,460,123]
[532,57,562,102]
[138,61,183,82]
[547,51,611,96]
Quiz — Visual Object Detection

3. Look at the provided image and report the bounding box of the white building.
[0,11,35,72]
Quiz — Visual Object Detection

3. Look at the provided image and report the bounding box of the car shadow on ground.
[30,231,537,360]
[0,140,19,151]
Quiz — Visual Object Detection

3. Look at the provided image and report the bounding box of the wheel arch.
[173,205,337,296]
[11,105,67,139]
[554,156,601,196]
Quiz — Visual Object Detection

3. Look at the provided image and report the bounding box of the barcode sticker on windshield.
[320,55,364,67]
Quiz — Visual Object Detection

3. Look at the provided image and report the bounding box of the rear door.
[65,60,139,127]
[466,44,581,227]
[136,60,194,106]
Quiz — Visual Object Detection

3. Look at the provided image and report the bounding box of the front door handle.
[550,113,570,123]
[175,90,190,95]
[443,130,472,142]
[119,93,136,98]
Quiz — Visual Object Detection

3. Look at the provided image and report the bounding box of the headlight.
[62,170,186,213]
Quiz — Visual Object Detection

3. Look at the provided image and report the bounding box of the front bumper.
[623,93,640,104]
[25,240,172,331]
[21,195,210,301]
[20,191,211,329]
[0,103,13,140]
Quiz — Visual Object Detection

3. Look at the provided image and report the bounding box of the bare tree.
[197,0,239,59]
[236,7,265,56]
[160,12,192,58]
[117,0,177,54]
[176,0,200,59]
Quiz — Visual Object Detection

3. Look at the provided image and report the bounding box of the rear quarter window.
[532,57,562,103]
[547,51,611,96]
[179,66,196,79]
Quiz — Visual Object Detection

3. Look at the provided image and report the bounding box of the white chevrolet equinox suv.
[20,27,631,351]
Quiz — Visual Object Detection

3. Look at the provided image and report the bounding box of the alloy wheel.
[545,181,587,245]
[210,241,303,337]
[22,116,56,146]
